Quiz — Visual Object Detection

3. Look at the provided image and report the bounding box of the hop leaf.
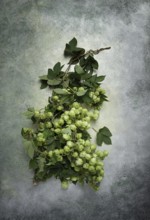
[97,127,112,146]
[23,140,35,159]
[64,37,85,57]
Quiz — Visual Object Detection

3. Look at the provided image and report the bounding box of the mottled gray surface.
[0,0,150,219]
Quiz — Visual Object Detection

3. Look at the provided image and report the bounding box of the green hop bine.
[21,37,112,191]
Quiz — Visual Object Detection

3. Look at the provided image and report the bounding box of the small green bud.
[78,87,84,91]
[90,158,97,165]
[69,110,75,117]
[63,134,71,141]
[95,166,101,171]
[45,122,52,128]
[67,141,74,148]
[57,106,64,111]
[103,150,109,157]
[53,121,60,128]
[40,114,46,120]
[73,87,77,91]
[84,140,90,147]
[64,145,70,153]
[71,177,78,181]
[96,151,103,158]
[88,165,95,172]
[66,119,72,125]
[76,158,83,166]
[48,151,53,157]
[74,167,80,172]
[96,176,103,182]
[61,181,69,190]
[100,170,104,176]
[80,151,86,158]
[57,156,63,161]
[78,145,84,152]
[72,152,78,158]
[91,144,96,151]
[64,115,69,121]
[46,112,53,118]
[54,128,61,134]
[95,91,99,96]
[70,124,76,131]
[76,133,82,139]
[52,95,59,101]
[72,102,80,108]
[59,149,64,154]
[98,161,104,167]
[34,111,40,118]
[39,122,44,129]
[53,149,59,155]
[85,154,91,160]
[37,132,43,137]
[89,91,94,98]
[58,118,64,125]
[83,163,89,169]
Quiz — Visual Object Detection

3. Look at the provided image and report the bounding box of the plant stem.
[89,47,111,55]
[63,46,111,83]
[92,127,98,133]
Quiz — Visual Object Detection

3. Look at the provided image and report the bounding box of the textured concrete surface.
[0,0,150,219]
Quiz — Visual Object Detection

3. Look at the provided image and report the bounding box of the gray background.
[0,0,150,219]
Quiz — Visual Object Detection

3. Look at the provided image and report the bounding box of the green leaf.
[23,140,34,159]
[92,60,99,69]
[40,81,48,89]
[23,107,35,118]
[88,75,97,83]
[35,171,45,180]
[27,107,34,112]
[28,146,34,159]
[46,137,55,146]
[96,132,103,146]
[81,73,92,80]
[82,94,93,103]
[53,62,61,74]
[59,95,74,104]
[23,111,34,119]
[53,88,69,95]
[99,126,112,137]
[79,57,85,66]
[62,127,72,135]
[76,90,87,96]
[82,81,93,88]
[47,79,61,86]
[81,130,91,139]
[96,75,106,82]
[47,69,57,80]
[75,65,84,74]
[80,55,98,73]
[38,157,46,172]
[100,94,109,102]
[69,72,81,81]
[96,127,112,146]
[48,140,61,150]
[43,129,54,139]
[69,37,77,48]
[103,136,112,145]
[58,167,77,179]
[39,75,48,81]
[64,38,85,57]
[64,44,72,56]
[29,158,38,170]
[21,128,33,140]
